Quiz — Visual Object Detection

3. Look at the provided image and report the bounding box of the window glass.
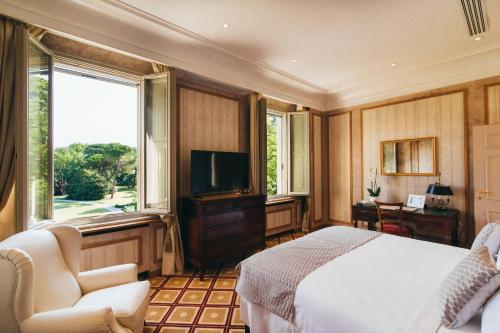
[266,112,284,196]
[52,70,138,220]
[28,42,51,223]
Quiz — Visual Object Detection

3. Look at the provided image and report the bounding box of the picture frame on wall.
[407,194,426,209]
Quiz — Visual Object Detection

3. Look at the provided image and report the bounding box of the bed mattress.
[239,230,480,333]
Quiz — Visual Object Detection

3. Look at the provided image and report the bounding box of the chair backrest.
[375,201,404,233]
[0,226,82,317]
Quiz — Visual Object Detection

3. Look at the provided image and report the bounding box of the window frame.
[26,37,54,228]
[139,73,172,215]
[25,55,172,228]
[266,108,288,198]
[287,111,310,196]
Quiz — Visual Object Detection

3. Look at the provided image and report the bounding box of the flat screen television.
[191,150,249,195]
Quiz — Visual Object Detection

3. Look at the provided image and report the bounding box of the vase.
[369,196,379,202]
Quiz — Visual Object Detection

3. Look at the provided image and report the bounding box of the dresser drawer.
[206,236,261,261]
[206,220,262,244]
[205,207,261,229]
[203,201,238,214]
[415,219,445,236]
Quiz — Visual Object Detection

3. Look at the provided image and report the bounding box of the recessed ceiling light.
[474,36,482,41]
[391,62,398,67]
[223,23,230,28]
[291,59,297,63]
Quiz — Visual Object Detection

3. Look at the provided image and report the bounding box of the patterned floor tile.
[152,289,182,304]
[164,277,190,289]
[206,290,233,305]
[158,327,191,333]
[213,278,236,290]
[145,230,303,332]
[150,277,167,288]
[228,328,245,333]
[230,308,244,326]
[197,307,229,325]
[189,277,214,289]
[165,306,200,324]
[178,290,208,305]
[145,305,170,323]
[219,267,237,277]
[193,328,225,333]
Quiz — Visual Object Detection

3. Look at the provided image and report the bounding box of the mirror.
[381,137,437,176]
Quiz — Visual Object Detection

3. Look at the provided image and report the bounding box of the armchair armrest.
[20,306,130,333]
[78,264,138,294]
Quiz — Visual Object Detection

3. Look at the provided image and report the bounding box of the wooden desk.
[351,205,459,246]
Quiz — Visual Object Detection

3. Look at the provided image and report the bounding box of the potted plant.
[367,168,381,201]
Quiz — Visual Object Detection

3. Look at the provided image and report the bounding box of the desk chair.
[374,201,414,238]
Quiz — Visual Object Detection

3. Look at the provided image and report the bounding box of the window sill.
[32,212,164,235]
[266,195,296,206]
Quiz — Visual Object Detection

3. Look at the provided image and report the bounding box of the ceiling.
[2,0,500,109]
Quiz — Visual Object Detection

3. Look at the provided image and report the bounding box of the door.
[473,124,500,234]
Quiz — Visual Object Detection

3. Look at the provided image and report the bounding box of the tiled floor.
[144,230,305,333]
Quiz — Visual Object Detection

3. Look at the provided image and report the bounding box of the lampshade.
[426,184,453,196]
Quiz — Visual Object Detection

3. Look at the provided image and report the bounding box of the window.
[28,42,51,222]
[266,110,286,196]
[52,70,138,221]
[27,39,171,226]
[266,108,310,198]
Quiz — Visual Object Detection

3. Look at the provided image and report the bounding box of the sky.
[53,71,138,148]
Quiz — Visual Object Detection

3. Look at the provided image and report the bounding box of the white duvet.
[241,233,482,333]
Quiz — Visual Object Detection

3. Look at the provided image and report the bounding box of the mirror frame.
[380,137,438,176]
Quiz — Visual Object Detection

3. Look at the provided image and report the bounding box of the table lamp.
[426,183,453,210]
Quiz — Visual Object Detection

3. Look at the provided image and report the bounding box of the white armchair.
[0,225,150,333]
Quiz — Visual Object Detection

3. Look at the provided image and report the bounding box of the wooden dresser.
[351,204,459,246]
[182,194,266,279]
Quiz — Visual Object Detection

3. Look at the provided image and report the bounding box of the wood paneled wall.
[309,110,329,229]
[80,221,165,273]
[178,86,248,196]
[487,84,500,125]
[328,74,500,245]
[362,92,466,236]
[328,112,352,224]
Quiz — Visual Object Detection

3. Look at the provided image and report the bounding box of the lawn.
[54,186,136,220]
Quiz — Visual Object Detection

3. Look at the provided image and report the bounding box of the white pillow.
[439,246,500,328]
[481,288,500,333]
[471,223,500,256]
[497,248,500,270]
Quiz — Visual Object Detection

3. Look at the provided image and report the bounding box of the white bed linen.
[240,234,481,333]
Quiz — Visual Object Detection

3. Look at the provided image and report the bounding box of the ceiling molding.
[327,40,500,95]
[325,45,500,110]
[0,0,326,110]
[3,0,500,112]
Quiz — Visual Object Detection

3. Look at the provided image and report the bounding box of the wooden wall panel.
[328,113,352,223]
[265,199,302,236]
[312,114,323,222]
[178,87,243,196]
[487,84,500,125]
[362,92,466,239]
[80,227,149,272]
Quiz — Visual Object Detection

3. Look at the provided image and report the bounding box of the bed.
[236,226,481,333]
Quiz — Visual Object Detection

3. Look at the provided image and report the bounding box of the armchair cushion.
[75,280,150,331]
[78,264,139,294]
[20,305,129,333]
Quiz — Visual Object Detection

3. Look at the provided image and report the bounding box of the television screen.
[191,150,249,195]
